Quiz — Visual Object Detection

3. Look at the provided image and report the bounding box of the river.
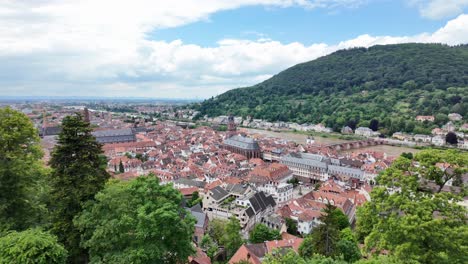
[244,128,420,157]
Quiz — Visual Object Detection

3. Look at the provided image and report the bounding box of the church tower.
[227,115,237,138]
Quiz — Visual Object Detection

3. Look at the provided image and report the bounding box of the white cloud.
[0,1,467,98]
[409,0,468,19]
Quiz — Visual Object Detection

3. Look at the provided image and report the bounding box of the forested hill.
[196,43,468,135]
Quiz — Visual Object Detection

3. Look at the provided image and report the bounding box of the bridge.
[311,139,385,152]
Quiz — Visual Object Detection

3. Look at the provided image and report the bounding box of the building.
[188,204,209,245]
[203,186,276,232]
[228,233,303,264]
[280,153,329,183]
[341,126,353,134]
[413,134,432,143]
[328,165,364,181]
[448,113,463,121]
[223,135,261,159]
[432,135,446,146]
[92,128,136,144]
[249,164,294,204]
[416,115,435,122]
[355,127,379,137]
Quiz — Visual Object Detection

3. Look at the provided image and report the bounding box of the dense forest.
[196,43,468,135]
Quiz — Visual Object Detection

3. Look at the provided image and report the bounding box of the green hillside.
[196,43,468,135]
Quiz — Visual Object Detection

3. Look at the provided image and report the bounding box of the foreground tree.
[225,217,243,259]
[0,108,46,231]
[48,113,110,262]
[356,150,468,263]
[263,249,347,264]
[0,228,68,264]
[74,175,195,264]
[249,223,281,243]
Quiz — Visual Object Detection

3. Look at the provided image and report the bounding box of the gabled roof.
[249,191,276,214]
[224,135,260,150]
[210,186,229,201]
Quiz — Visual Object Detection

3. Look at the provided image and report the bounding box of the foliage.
[329,208,350,231]
[225,216,243,259]
[336,239,361,263]
[354,255,404,264]
[186,191,203,208]
[200,235,218,260]
[0,107,47,231]
[74,175,195,264]
[445,131,458,145]
[300,203,341,258]
[264,249,348,264]
[285,218,299,236]
[118,160,125,173]
[48,113,110,262]
[415,149,467,192]
[299,235,315,258]
[356,149,468,264]
[0,228,67,264]
[197,44,468,135]
[400,152,413,160]
[208,219,228,246]
[249,223,281,243]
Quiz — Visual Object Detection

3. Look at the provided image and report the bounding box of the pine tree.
[118,160,125,173]
[310,203,340,257]
[48,113,110,263]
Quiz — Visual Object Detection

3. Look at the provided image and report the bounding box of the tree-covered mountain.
[196,43,468,135]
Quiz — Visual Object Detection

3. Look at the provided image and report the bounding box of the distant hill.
[196,43,468,135]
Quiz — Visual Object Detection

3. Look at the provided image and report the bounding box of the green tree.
[118,160,125,173]
[225,216,243,259]
[249,223,281,243]
[0,107,46,231]
[336,240,361,263]
[48,113,110,263]
[338,227,355,242]
[0,228,68,264]
[445,132,458,145]
[187,191,202,208]
[329,208,350,231]
[264,249,348,264]
[299,235,315,258]
[285,218,299,235]
[74,175,195,264]
[208,219,228,246]
[310,203,341,257]
[400,152,413,160]
[356,150,468,263]
[415,149,467,192]
[200,234,218,260]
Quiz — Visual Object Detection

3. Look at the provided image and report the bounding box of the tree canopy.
[48,113,110,262]
[249,223,281,243]
[0,228,68,264]
[356,149,468,263]
[0,107,46,231]
[74,175,195,264]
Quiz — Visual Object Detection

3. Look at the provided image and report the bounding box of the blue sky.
[153,1,445,46]
[0,0,468,99]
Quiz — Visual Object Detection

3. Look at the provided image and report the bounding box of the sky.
[1,0,468,99]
